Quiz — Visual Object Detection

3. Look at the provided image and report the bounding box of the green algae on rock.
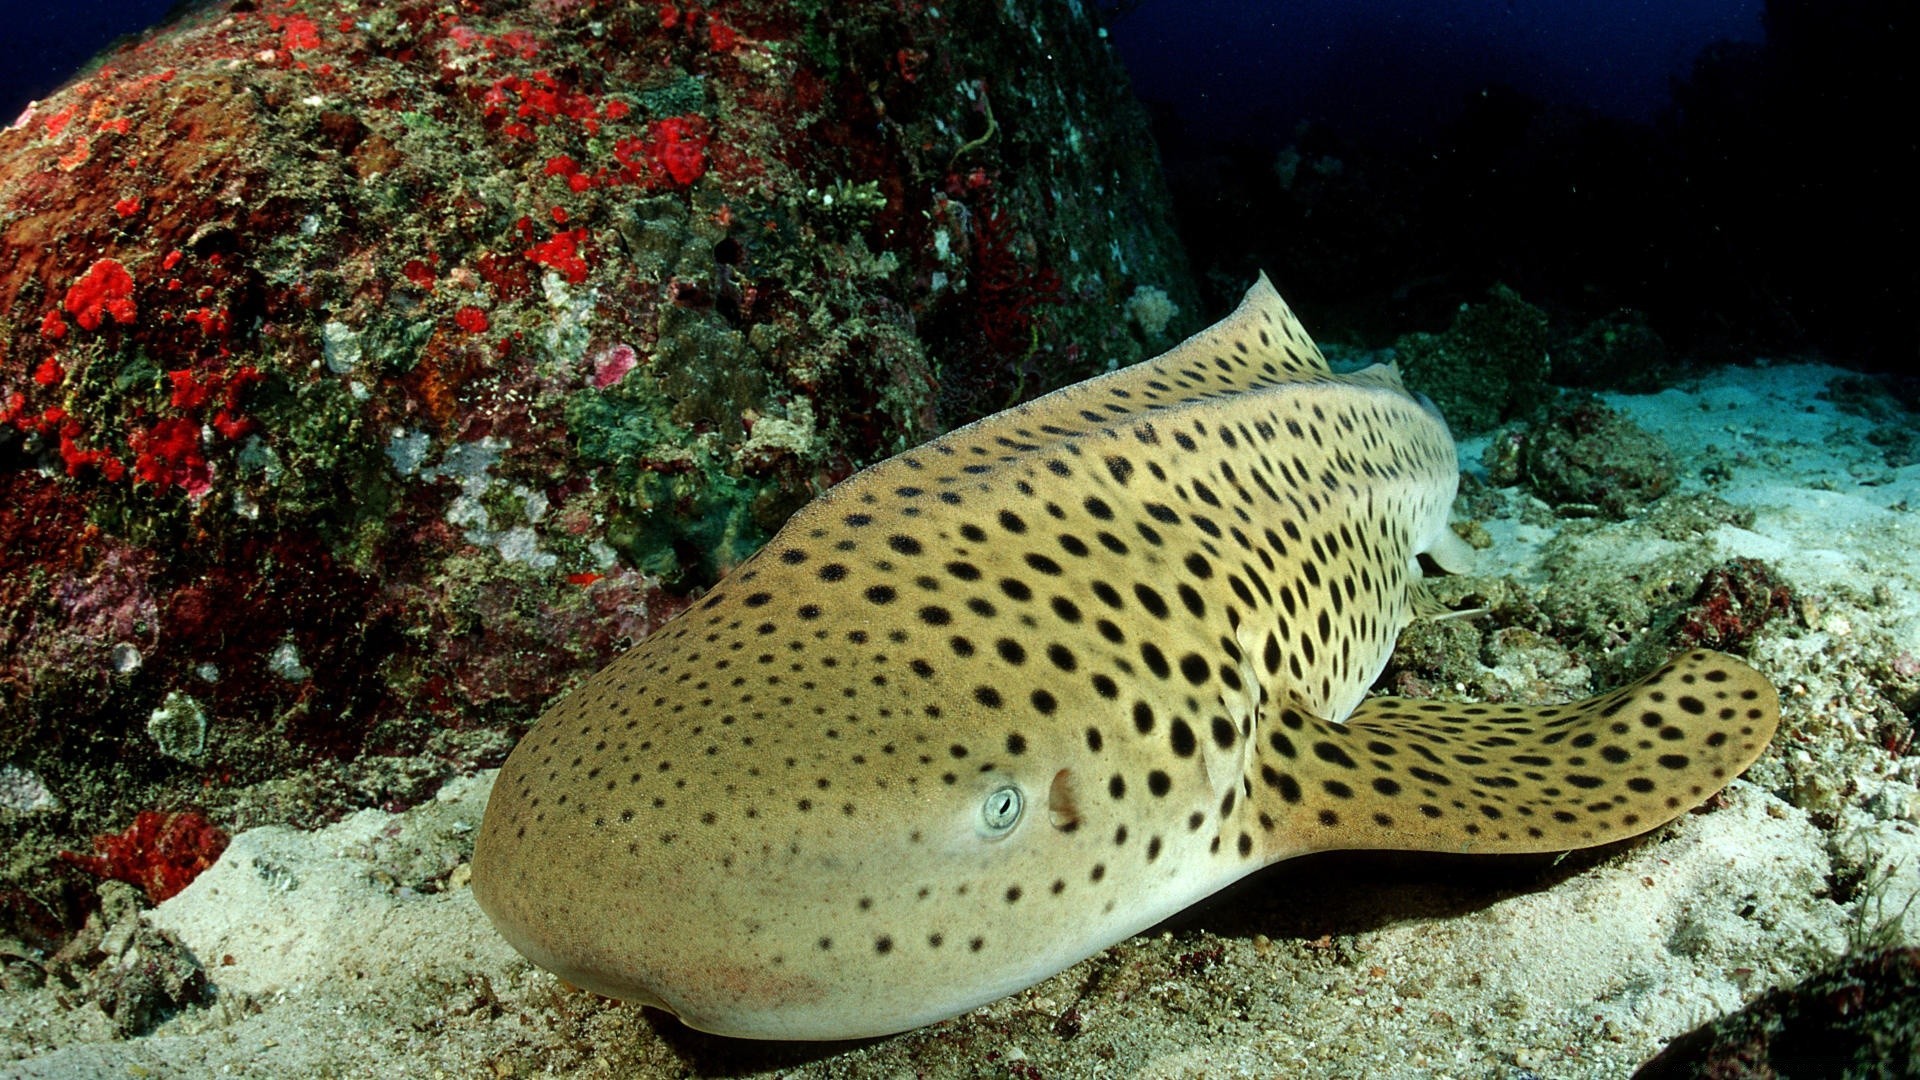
[1496,394,1679,518]
[1392,283,1550,437]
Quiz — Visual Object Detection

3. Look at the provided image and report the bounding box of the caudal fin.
[1252,650,1779,856]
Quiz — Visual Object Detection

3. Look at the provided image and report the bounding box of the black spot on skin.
[1027,553,1064,576]
[1133,701,1155,734]
[1177,583,1206,618]
[1140,642,1171,678]
[1211,716,1236,749]
[1147,770,1172,797]
[1179,653,1210,685]
[1313,741,1358,769]
[1659,753,1691,770]
[865,584,897,604]
[1169,720,1196,757]
[1134,584,1170,619]
[888,535,923,556]
[819,563,848,582]
[998,510,1027,534]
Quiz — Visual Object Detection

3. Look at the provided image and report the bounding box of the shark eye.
[979,785,1024,837]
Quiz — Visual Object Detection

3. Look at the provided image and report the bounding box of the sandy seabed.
[4,361,1917,1079]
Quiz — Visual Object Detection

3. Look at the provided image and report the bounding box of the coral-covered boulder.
[0,0,1195,933]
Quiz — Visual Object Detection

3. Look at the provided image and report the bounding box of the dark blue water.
[1105,0,1764,144]
[0,0,178,122]
[1,0,1764,129]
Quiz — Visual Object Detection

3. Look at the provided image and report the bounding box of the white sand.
[4,361,1916,1079]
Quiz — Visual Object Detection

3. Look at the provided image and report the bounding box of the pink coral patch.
[591,343,637,388]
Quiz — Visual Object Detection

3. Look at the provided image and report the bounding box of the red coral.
[130,416,208,493]
[454,304,490,333]
[610,115,710,188]
[649,116,709,185]
[63,258,137,331]
[60,810,229,903]
[970,207,1062,354]
[268,13,322,53]
[58,422,125,480]
[1673,558,1793,651]
[402,257,437,290]
[476,251,532,299]
[526,227,590,283]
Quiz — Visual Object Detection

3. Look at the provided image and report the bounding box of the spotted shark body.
[471,274,1779,1040]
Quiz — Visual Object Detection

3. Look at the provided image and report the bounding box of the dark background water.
[0,0,1909,365]
[0,0,177,122]
[1102,0,1910,368]
[1105,0,1764,144]
[0,1,1762,133]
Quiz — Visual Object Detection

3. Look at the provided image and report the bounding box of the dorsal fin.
[934,273,1332,455]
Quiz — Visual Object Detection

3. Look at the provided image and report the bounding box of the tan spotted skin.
[471,275,1780,1040]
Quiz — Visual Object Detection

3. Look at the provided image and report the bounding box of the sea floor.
[4,360,1917,1078]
